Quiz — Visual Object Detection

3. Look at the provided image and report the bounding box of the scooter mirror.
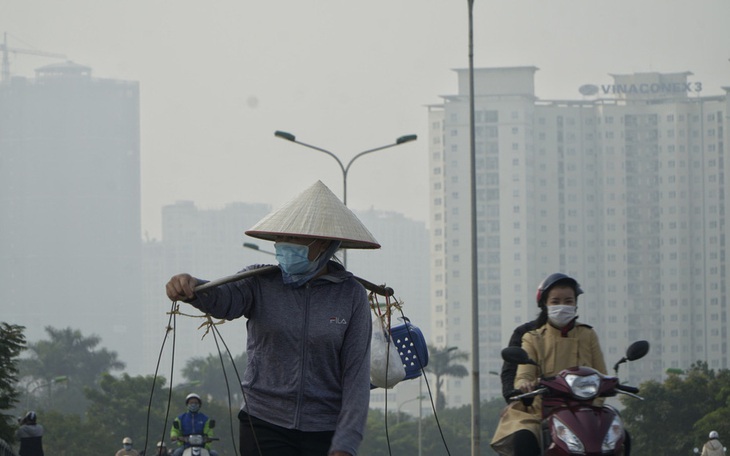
[172,420,180,430]
[626,340,650,361]
[501,347,535,365]
[209,419,216,429]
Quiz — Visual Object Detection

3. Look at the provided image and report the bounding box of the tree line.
[2,323,729,455]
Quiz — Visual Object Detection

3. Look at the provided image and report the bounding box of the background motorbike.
[171,420,219,456]
[503,340,649,455]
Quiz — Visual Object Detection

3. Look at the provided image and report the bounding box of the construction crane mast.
[1,32,67,83]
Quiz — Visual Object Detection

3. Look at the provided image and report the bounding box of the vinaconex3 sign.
[579,82,703,96]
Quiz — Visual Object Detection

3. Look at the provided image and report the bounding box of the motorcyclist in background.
[15,411,44,456]
[115,437,140,456]
[702,431,725,456]
[170,394,218,456]
[154,441,170,456]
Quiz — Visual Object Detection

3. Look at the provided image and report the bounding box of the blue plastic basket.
[390,322,429,380]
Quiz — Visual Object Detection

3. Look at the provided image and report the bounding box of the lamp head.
[396,134,417,145]
[274,130,296,141]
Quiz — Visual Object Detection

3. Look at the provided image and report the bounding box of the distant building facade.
[0,62,143,367]
[428,67,730,406]
[347,209,430,411]
[141,201,271,375]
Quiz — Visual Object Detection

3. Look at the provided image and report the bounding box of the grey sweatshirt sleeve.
[187,265,271,320]
[328,285,372,455]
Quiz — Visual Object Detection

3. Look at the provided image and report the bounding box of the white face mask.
[547,304,577,328]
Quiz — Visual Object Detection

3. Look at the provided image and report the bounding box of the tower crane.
[1,32,67,83]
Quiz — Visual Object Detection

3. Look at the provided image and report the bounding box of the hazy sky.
[5,0,730,240]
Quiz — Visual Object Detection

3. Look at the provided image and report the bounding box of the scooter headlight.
[188,435,204,446]
[602,415,624,451]
[565,373,600,399]
[552,416,584,453]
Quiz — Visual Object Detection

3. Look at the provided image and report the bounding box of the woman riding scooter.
[491,273,608,456]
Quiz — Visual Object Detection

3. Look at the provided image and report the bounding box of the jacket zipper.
[294,283,311,428]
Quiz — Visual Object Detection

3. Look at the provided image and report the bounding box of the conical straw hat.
[245,180,380,249]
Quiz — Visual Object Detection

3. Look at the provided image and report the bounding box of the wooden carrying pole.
[194,265,394,297]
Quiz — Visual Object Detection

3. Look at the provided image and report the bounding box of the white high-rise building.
[428,67,730,407]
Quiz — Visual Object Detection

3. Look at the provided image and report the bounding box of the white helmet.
[185,393,202,405]
[710,431,719,439]
[123,437,133,445]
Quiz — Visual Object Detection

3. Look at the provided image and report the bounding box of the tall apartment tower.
[428,67,730,407]
[0,62,143,368]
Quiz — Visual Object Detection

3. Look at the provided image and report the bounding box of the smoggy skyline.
[5,0,729,240]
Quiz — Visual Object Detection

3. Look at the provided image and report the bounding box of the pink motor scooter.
[502,340,649,455]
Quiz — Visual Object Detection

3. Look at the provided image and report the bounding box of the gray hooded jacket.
[189,262,371,455]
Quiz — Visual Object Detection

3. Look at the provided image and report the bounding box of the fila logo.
[329,316,347,325]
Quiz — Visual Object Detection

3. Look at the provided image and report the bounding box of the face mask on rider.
[547,304,577,328]
[187,403,200,413]
[124,445,133,451]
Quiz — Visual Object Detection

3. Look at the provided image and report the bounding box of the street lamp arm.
[274,131,346,175]
[273,129,416,268]
[343,134,417,176]
[25,375,69,409]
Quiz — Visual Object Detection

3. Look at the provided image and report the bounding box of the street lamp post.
[274,130,417,268]
[466,1,481,455]
[418,376,423,456]
[25,375,68,410]
[397,394,426,425]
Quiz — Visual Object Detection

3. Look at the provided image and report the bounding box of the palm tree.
[19,326,124,414]
[180,351,247,405]
[425,345,469,411]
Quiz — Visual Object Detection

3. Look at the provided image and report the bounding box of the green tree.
[0,323,25,444]
[40,372,240,456]
[40,410,94,456]
[693,366,730,447]
[424,345,469,411]
[360,396,505,455]
[180,351,247,406]
[84,373,171,454]
[19,327,124,415]
[622,361,730,455]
